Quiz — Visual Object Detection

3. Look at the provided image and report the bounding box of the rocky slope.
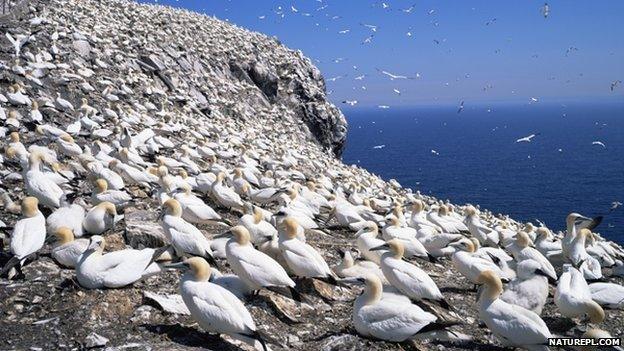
[0,1,623,351]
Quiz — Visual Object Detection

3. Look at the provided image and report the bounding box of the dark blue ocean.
[342,101,624,244]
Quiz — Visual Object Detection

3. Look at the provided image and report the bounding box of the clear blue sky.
[139,0,624,106]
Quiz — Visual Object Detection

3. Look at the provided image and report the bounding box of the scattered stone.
[124,209,167,248]
[85,332,109,348]
[143,291,190,315]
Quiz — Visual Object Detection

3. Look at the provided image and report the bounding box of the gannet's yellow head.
[163,199,182,217]
[388,216,400,227]
[21,196,39,217]
[252,206,263,224]
[465,206,477,216]
[283,217,299,239]
[360,273,383,305]
[28,151,44,165]
[287,187,297,200]
[412,199,424,212]
[387,239,405,259]
[476,270,503,299]
[516,231,531,248]
[452,239,475,253]
[55,227,75,245]
[157,166,169,178]
[469,237,481,250]
[231,226,251,245]
[97,201,117,216]
[536,227,550,239]
[32,100,39,109]
[439,205,449,216]
[179,169,188,179]
[217,172,226,182]
[95,179,108,193]
[9,132,19,143]
[234,168,242,177]
[108,159,119,169]
[5,146,17,159]
[86,235,106,253]
[578,228,592,239]
[186,257,211,281]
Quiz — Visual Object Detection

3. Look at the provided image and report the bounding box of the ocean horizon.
[342,101,624,244]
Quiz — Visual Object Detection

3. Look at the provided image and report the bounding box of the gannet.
[172,184,229,226]
[333,249,388,284]
[500,260,550,315]
[238,205,278,244]
[554,265,605,323]
[562,213,602,258]
[211,172,245,210]
[534,227,564,266]
[477,270,552,350]
[353,275,463,342]
[356,222,387,264]
[451,240,506,284]
[0,197,46,278]
[91,178,132,210]
[76,236,163,288]
[509,232,557,282]
[25,152,65,208]
[160,199,218,266]
[372,240,449,308]
[50,227,89,268]
[278,217,337,283]
[464,206,499,246]
[82,202,118,235]
[225,226,300,300]
[168,258,268,351]
[568,229,603,280]
[381,217,432,261]
[46,202,86,237]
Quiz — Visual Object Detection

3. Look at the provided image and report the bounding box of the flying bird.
[360,23,378,32]
[610,80,621,91]
[457,101,464,113]
[376,68,413,80]
[372,145,386,149]
[516,133,540,143]
[541,3,550,18]
[378,105,390,109]
[393,89,401,95]
[401,4,416,13]
[610,201,623,212]
[592,141,606,148]
[431,149,439,155]
[342,100,358,106]
[485,18,497,26]
[361,35,374,44]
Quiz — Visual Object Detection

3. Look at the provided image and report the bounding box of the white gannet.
[168,257,269,351]
[353,274,464,342]
[588,282,624,309]
[356,222,387,264]
[382,217,432,261]
[160,199,218,266]
[50,227,89,268]
[464,206,499,247]
[477,270,552,350]
[76,236,163,289]
[225,226,300,301]
[82,201,118,235]
[554,265,605,323]
[500,259,550,315]
[333,249,388,284]
[238,205,278,244]
[25,152,65,208]
[568,229,603,280]
[278,217,337,283]
[172,184,229,227]
[451,239,506,284]
[91,178,132,210]
[509,231,557,282]
[211,172,245,211]
[1,197,46,278]
[372,239,449,308]
[46,202,86,237]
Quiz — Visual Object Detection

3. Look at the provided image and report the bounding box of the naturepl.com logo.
[548,337,621,347]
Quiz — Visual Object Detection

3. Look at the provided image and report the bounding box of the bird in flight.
[361,35,374,45]
[541,3,550,18]
[610,80,621,91]
[592,141,606,148]
[610,201,623,212]
[393,89,401,95]
[378,105,390,109]
[360,23,378,32]
[457,100,464,113]
[342,100,358,106]
[376,68,414,80]
[431,149,439,155]
[516,133,540,143]
[372,144,386,149]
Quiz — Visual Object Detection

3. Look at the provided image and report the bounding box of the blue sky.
[139,0,624,106]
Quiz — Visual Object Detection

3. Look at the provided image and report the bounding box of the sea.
[341,101,624,245]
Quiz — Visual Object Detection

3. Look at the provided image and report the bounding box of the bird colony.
[1,1,623,350]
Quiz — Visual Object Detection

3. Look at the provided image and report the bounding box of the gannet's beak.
[165,262,188,271]
[370,243,390,251]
